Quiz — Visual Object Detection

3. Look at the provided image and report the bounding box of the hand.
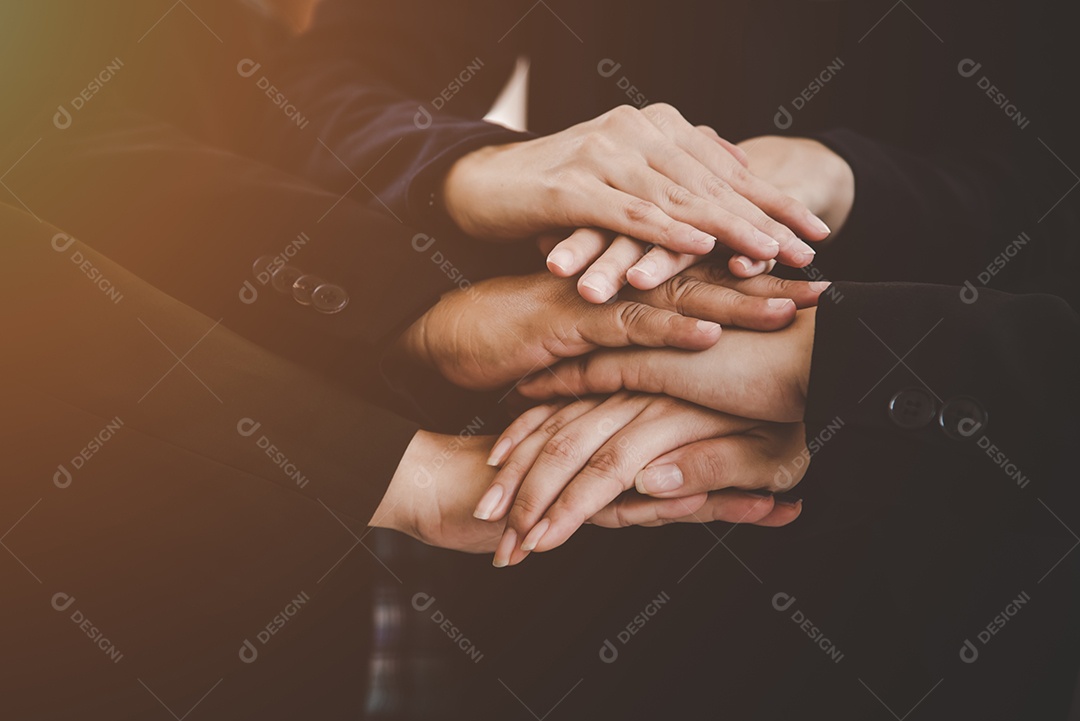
[371,431,506,553]
[371,429,768,553]
[516,307,818,422]
[474,394,806,567]
[736,136,855,237]
[395,269,825,391]
[442,105,830,284]
[540,228,780,305]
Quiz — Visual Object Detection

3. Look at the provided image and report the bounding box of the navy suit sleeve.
[260,0,537,232]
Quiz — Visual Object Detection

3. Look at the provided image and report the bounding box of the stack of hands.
[377,105,855,564]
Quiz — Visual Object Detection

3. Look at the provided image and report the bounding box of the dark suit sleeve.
[1,201,416,539]
[805,282,1080,490]
[259,0,535,232]
[8,110,513,413]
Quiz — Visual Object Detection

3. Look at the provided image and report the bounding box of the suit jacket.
[4,2,1079,718]
[259,0,1078,289]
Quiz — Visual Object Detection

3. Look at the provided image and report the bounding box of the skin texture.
[443,105,831,301]
[371,428,804,556]
[395,266,825,391]
[515,307,818,423]
[477,394,807,567]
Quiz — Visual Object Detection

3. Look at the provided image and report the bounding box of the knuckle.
[695,262,731,286]
[510,490,546,520]
[644,102,678,119]
[542,433,584,466]
[539,414,571,438]
[728,164,752,186]
[611,500,635,528]
[622,197,661,225]
[701,174,734,200]
[662,184,695,209]
[693,447,728,487]
[499,459,530,486]
[615,302,652,333]
[548,494,589,528]
[775,190,805,212]
[661,274,700,314]
[760,218,790,241]
[584,446,625,477]
[602,104,641,128]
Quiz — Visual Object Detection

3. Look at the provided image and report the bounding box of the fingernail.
[767,298,794,310]
[493,528,517,568]
[794,250,816,267]
[809,281,831,293]
[754,231,780,253]
[635,464,684,494]
[580,273,612,299]
[806,212,831,236]
[735,256,754,272]
[473,484,504,520]
[486,438,512,467]
[520,518,551,552]
[774,493,803,507]
[628,258,656,279]
[546,249,574,274]
[689,231,717,250]
[696,320,721,335]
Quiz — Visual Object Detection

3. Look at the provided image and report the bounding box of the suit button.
[270,264,304,293]
[252,255,275,278]
[312,283,349,314]
[938,396,987,440]
[292,274,326,306]
[887,388,937,429]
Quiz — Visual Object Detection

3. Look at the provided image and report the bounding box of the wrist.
[394,307,437,371]
[812,141,855,234]
[371,430,499,546]
[441,144,507,238]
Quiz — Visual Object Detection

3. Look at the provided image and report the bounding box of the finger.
[696,125,750,168]
[721,272,830,309]
[728,254,771,278]
[609,166,780,261]
[675,124,831,244]
[625,246,700,291]
[546,228,611,277]
[577,300,722,351]
[517,349,661,401]
[527,402,742,554]
[637,146,816,265]
[485,401,570,469]
[636,274,799,331]
[677,263,826,309]
[633,425,806,498]
[577,234,649,303]
[580,181,717,256]
[507,393,655,558]
[484,399,601,526]
[589,492,710,527]
[589,489,795,527]
[655,489,803,526]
